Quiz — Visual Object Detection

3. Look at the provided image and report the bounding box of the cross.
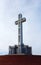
[15,13,26,53]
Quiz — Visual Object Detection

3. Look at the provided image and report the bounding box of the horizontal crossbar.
[15,18,26,25]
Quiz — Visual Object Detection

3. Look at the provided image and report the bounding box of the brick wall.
[0,55,41,65]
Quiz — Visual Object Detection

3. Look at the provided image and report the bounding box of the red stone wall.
[0,55,41,65]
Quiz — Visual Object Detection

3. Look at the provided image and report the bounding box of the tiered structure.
[9,13,32,55]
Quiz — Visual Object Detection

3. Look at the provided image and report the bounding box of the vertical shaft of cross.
[18,14,23,53]
[15,13,26,54]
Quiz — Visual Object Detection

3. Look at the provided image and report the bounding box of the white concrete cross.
[15,13,26,53]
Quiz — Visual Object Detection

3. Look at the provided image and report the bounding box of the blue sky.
[0,0,41,55]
